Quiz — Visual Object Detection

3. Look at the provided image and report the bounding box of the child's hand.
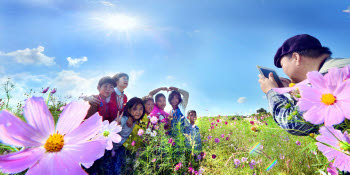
[169,87,179,91]
[168,110,174,120]
[115,111,124,125]
[84,95,100,107]
[161,87,170,92]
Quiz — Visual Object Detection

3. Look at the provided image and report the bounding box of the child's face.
[98,83,114,98]
[116,76,129,90]
[128,103,144,120]
[156,97,166,110]
[170,94,180,107]
[187,112,197,124]
[145,99,154,114]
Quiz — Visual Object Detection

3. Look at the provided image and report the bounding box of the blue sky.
[0,0,349,116]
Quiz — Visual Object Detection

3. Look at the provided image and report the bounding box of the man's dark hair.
[286,47,332,59]
[112,72,129,83]
[98,76,116,87]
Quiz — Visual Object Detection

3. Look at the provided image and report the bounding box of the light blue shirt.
[112,115,135,149]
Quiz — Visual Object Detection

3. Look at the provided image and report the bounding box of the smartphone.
[257,65,284,87]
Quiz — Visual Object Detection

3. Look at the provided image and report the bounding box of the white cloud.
[100,0,115,7]
[237,97,247,104]
[0,46,55,66]
[53,70,99,98]
[67,56,88,67]
[343,6,350,13]
[166,75,175,80]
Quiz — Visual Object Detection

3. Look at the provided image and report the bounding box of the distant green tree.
[256,108,267,114]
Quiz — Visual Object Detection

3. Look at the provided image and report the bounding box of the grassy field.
[196,114,327,175]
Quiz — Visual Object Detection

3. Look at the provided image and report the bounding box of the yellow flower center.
[321,94,336,105]
[103,131,110,137]
[289,83,295,87]
[44,133,64,152]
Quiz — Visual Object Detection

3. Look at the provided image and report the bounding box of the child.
[167,87,189,135]
[112,72,129,113]
[85,72,129,121]
[123,96,154,150]
[184,110,202,151]
[85,76,118,122]
[149,93,172,129]
[86,97,145,175]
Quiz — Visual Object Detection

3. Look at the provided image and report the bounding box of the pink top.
[150,104,169,118]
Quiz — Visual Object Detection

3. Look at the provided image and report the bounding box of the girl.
[123,96,154,150]
[86,97,145,175]
[167,87,189,135]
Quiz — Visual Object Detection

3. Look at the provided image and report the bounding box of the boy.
[184,110,202,151]
[85,76,118,122]
[85,72,129,120]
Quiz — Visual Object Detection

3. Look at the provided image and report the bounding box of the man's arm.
[267,89,318,136]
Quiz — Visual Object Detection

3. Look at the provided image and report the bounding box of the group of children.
[84,72,202,174]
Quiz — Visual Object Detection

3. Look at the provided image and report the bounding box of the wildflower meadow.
[2,69,350,175]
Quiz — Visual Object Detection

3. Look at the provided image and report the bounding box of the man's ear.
[293,52,302,66]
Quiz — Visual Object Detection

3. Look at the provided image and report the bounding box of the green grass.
[197,115,328,175]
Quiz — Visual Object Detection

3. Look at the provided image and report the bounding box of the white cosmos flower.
[146,128,152,135]
[99,120,122,150]
[150,130,157,137]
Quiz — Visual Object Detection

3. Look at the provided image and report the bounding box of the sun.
[90,13,142,38]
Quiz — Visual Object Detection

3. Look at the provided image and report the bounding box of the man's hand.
[84,95,100,107]
[258,72,279,94]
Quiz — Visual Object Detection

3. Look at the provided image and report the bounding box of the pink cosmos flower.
[50,88,56,95]
[226,137,229,141]
[221,134,225,138]
[174,162,182,171]
[168,138,174,144]
[250,121,254,125]
[41,87,49,93]
[215,138,220,143]
[273,79,309,94]
[152,158,157,162]
[212,154,216,159]
[233,159,240,167]
[138,129,144,136]
[188,167,194,173]
[225,121,228,125]
[296,141,301,146]
[327,162,339,175]
[316,126,350,172]
[0,97,106,174]
[131,141,135,146]
[150,116,158,125]
[297,68,350,126]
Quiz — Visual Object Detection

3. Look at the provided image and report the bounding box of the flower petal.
[317,127,343,147]
[307,71,326,89]
[26,152,87,175]
[324,105,345,126]
[333,152,350,172]
[106,140,113,150]
[64,113,103,145]
[109,132,122,144]
[303,106,325,125]
[0,110,45,147]
[299,85,322,102]
[61,140,106,164]
[0,147,45,174]
[325,67,344,91]
[23,97,55,137]
[56,101,91,135]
